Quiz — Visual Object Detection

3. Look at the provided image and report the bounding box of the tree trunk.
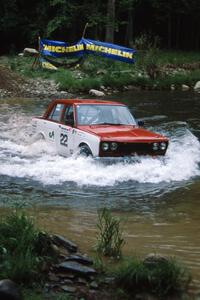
[105,0,115,43]
[175,15,181,49]
[167,14,172,48]
[125,4,134,47]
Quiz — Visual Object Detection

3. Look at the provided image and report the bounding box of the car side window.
[64,105,74,126]
[48,104,64,122]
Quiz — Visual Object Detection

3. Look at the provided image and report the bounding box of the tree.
[105,0,115,43]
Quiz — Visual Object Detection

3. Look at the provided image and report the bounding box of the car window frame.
[47,103,65,123]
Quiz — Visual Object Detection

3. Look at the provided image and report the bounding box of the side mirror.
[137,120,144,127]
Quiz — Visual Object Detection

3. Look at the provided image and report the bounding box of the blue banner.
[40,38,136,63]
[82,38,136,63]
[40,39,85,58]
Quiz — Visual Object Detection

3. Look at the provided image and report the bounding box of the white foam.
[0,114,200,186]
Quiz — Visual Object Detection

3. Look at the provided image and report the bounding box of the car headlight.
[102,142,109,151]
[110,142,118,151]
[152,142,159,151]
[160,142,167,150]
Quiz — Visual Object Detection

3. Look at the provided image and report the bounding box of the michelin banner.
[40,38,136,63]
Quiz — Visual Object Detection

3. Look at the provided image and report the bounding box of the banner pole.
[82,23,88,39]
[31,35,41,69]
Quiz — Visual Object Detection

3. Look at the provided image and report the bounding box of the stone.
[23,48,39,57]
[143,253,168,268]
[182,84,190,91]
[53,234,78,253]
[60,285,76,293]
[90,281,98,289]
[103,276,115,284]
[0,279,21,300]
[194,81,200,91]
[89,89,105,97]
[170,84,175,91]
[65,254,93,266]
[48,273,60,282]
[57,261,97,276]
[57,272,75,279]
[76,277,88,285]
[63,279,73,285]
[96,69,107,75]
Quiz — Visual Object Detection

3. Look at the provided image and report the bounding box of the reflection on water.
[35,205,200,294]
[0,91,200,293]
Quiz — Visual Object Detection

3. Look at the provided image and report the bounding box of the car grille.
[119,142,153,155]
[100,142,167,157]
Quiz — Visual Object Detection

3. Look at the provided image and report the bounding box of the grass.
[0,50,200,92]
[0,209,57,284]
[23,289,73,300]
[0,209,192,299]
[95,208,125,258]
[113,256,191,297]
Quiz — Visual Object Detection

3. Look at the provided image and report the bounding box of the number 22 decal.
[60,133,68,146]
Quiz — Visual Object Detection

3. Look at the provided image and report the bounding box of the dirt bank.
[0,65,70,99]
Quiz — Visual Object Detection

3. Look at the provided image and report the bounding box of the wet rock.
[103,276,115,284]
[143,253,168,268]
[57,261,97,276]
[53,234,78,253]
[65,254,93,266]
[90,281,98,289]
[170,84,175,91]
[182,84,190,91]
[76,277,88,285]
[60,285,76,293]
[194,81,200,91]
[57,272,75,280]
[89,89,105,97]
[63,279,74,285]
[48,272,60,282]
[0,279,21,300]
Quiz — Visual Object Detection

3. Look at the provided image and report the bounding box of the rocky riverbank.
[0,65,71,99]
[1,52,200,100]
[36,233,113,299]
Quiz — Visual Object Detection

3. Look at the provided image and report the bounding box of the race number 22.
[60,133,68,146]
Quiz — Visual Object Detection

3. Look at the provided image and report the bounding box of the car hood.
[77,125,168,142]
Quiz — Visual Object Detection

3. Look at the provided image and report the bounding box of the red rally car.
[32,99,169,157]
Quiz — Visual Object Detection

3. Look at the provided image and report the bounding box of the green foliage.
[1,51,200,93]
[114,256,191,297]
[23,289,73,300]
[0,210,56,284]
[95,208,125,258]
[53,68,101,92]
[134,33,160,50]
[1,0,200,54]
[92,255,107,273]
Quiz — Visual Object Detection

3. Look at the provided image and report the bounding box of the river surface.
[0,91,200,294]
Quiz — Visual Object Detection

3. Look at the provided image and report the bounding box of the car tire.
[79,145,92,157]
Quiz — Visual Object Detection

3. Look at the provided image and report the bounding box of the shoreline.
[0,52,200,100]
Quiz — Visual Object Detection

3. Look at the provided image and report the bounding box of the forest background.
[1,0,200,54]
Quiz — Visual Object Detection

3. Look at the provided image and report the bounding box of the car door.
[57,105,74,156]
[40,103,64,149]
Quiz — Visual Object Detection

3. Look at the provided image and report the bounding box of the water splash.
[0,113,200,187]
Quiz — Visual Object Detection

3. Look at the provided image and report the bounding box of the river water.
[0,91,200,294]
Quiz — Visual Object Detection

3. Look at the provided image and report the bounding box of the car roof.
[52,99,125,106]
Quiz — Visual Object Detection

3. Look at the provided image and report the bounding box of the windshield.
[76,104,137,126]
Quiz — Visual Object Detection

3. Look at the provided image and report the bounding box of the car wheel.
[79,145,92,157]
